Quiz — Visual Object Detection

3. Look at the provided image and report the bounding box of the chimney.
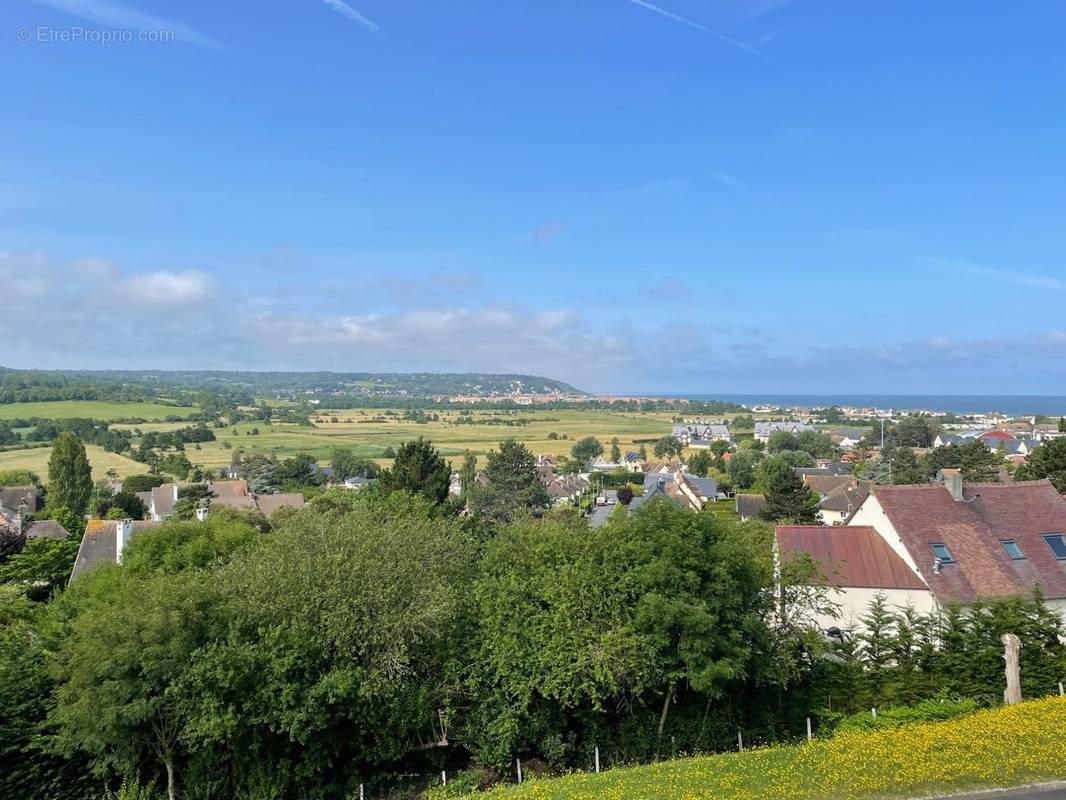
[173,484,180,503]
[115,518,133,564]
[940,469,964,502]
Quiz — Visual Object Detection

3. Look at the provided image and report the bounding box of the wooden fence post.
[737,730,743,751]
[594,746,600,773]
[806,717,812,742]
[1003,633,1022,705]
[516,758,523,783]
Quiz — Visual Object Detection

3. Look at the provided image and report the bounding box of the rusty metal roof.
[776,525,927,590]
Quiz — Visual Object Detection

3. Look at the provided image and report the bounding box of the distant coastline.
[621,394,1066,417]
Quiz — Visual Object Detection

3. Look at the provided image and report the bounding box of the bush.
[833,698,978,733]
[423,769,485,799]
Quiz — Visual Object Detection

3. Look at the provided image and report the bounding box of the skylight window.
[1042,534,1066,560]
[1000,540,1025,560]
[931,543,955,563]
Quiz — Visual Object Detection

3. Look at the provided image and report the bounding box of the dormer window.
[1042,534,1066,560]
[931,543,955,563]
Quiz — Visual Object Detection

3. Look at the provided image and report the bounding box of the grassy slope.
[0,400,197,421]
[481,697,1066,800]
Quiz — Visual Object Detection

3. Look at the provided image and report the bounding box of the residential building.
[70,518,159,581]
[775,525,935,630]
[735,493,767,522]
[672,423,733,448]
[146,480,304,521]
[777,475,1066,631]
[754,421,815,443]
[0,485,41,529]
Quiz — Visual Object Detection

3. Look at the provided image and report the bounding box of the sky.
[2,0,1065,394]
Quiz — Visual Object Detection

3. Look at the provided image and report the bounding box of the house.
[848,475,1066,622]
[23,519,71,540]
[641,470,717,512]
[775,525,935,630]
[816,480,872,525]
[672,424,733,448]
[218,465,241,479]
[794,463,853,479]
[345,476,376,491]
[736,493,767,522]
[622,452,645,473]
[754,421,815,443]
[545,473,590,506]
[803,475,856,500]
[0,485,41,529]
[831,428,869,450]
[589,456,625,472]
[147,480,304,521]
[70,518,159,581]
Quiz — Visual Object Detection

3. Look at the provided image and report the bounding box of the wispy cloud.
[937,258,1066,291]
[621,0,761,55]
[712,172,739,186]
[32,0,222,49]
[319,0,378,32]
[520,222,564,244]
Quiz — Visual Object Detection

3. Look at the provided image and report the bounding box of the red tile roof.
[978,430,1016,442]
[870,480,1066,604]
[776,525,926,590]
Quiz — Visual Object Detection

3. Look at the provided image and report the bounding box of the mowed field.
[0,402,685,480]
[0,400,198,421]
[181,408,681,471]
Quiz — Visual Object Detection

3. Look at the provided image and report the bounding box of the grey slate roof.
[70,519,158,582]
[24,519,70,540]
[735,493,767,519]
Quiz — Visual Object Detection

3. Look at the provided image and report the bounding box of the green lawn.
[473,697,1066,800]
[0,400,198,422]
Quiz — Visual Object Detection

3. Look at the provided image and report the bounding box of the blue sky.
[2,0,1065,394]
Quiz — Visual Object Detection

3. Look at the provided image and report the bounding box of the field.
[0,400,197,422]
[0,403,687,481]
[477,697,1066,800]
[0,443,143,482]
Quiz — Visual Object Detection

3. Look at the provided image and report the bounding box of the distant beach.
[636,394,1066,417]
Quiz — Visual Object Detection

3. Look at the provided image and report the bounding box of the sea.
[638,394,1066,417]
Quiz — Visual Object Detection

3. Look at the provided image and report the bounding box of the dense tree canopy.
[378,437,451,505]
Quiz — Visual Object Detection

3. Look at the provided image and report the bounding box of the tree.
[652,436,683,460]
[378,437,451,505]
[171,484,212,521]
[924,440,1004,483]
[471,439,550,524]
[616,485,634,505]
[609,439,622,464]
[1060,417,1066,434]
[459,452,478,501]
[727,449,762,490]
[0,537,79,599]
[47,432,92,516]
[687,451,713,476]
[0,470,41,486]
[1015,438,1066,493]
[638,443,648,460]
[330,447,379,481]
[50,570,225,800]
[757,457,819,523]
[570,436,604,464]
[274,453,324,489]
[178,493,475,796]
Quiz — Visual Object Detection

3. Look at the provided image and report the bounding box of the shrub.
[834,698,978,733]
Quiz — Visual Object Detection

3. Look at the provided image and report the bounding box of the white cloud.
[125,270,211,306]
[32,0,222,49]
[319,0,378,31]
[938,258,1066,291]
